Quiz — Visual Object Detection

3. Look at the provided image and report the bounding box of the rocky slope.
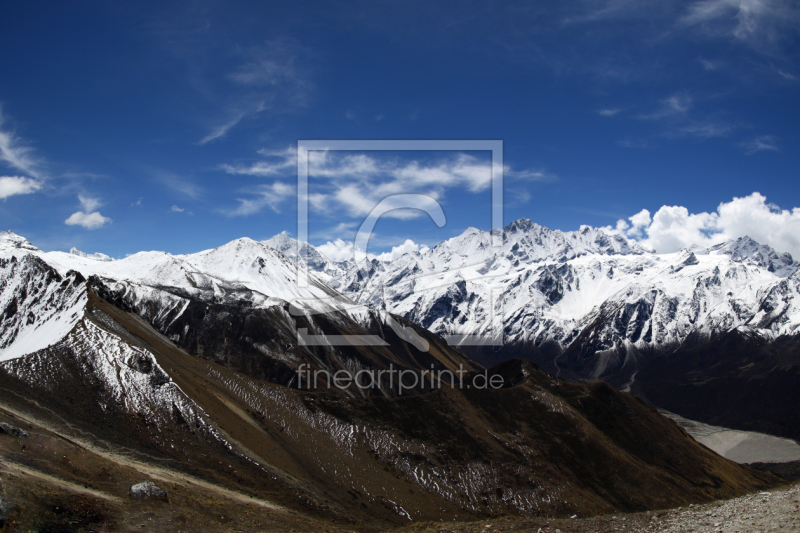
[400,483,800,533]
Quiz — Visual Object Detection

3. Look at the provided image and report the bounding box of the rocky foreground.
[402,482,800,533]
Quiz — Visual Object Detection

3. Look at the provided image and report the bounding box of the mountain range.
[0,223,793,530]
[265,221,800,439]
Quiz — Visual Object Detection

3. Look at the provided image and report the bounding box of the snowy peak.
[263,231,330,271]
[707,236,795,276]
[502,219,649,262]
[0,254,87,361]
[0,231,39,253]
[69,247,113,261]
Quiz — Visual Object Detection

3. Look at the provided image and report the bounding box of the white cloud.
[171,205,185,212]
[739,135,779,154]
[199,39,312,144]
[65,211,112,230]
[310,222,357,241]
[0,110,42,178]
[316,237,429,263]
[79,195,101,212]
[316,239,357,262]
[597,108,621,116]
[222,149,546,218]
[0,176,42,199]
[679,0,800,52]
[65,195,112,229]
[373,239,430,261]
[199,112,246,145]
[618,138,651,149]
[306,151,537,219]
[222,145,296,176]
[613,192,800,258]
[226,181,294,216]
[675,120,734,138]
[153,169,203,199]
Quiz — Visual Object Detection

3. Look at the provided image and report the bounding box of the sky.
[0,0,799,260]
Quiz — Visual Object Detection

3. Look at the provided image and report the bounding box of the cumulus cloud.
[612,192,800,258]
[65,211,112,230]
[65,195,112,229]
[316,239,356,262]
[0,176,41,199]
[372,239,430,261]
[316,237,429,263]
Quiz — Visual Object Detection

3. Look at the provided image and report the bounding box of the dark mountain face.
[633,330,800,441]
[88,276,479,397]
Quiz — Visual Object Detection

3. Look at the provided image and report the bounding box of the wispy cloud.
[199,39,313,144]
[700,58,722,70]
[171,205,185,212]
[78,195,101,212]
[636,93,736,140]
[739,135,779,154]
[597,108,621,117]
[311,221,358,241]
[224,182,295,216]
[0,108,43,180]
[674,120,735,138]
[152,169,203,199]
[679,0,800,45]
[221,149,548,219]
[198,112,246,145]
[221,145,296,176]
[618,138,651,149]
[639,94,693,119]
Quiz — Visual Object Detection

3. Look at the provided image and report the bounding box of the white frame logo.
[294,139,505,348]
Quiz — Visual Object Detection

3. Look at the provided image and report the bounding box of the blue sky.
[0,0,799,259]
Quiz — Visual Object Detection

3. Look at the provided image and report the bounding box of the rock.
[0,422,28,438]
[129,481,168,501]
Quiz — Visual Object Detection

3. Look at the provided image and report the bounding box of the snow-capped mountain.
[263,219,799,382]
[69,247,113,261]
[0,232,476,396]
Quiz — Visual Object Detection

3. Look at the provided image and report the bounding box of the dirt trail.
[0,460,123,502]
